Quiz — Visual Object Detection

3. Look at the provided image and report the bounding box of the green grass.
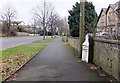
[1,44,46,59]
[64,44,74,54]
[1,44,47,81]
[33,37,58,43]
[64,44,79,57]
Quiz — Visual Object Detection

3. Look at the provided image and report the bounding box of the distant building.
[0,20,3,25]
[11,21,24,25]
[21,25,40,34]
[97,8,107,32]
[106,1,120,35]
[97,1,120,37]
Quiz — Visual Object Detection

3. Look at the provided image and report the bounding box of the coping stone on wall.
[69,36,79,39]
[94,38,120,45]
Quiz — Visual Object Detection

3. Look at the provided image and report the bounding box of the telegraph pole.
[79,0,85,58]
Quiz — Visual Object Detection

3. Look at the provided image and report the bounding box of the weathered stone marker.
[82,34,89,63]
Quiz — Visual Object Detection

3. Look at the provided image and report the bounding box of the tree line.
[0,1,97,38]
[0,0,69,39]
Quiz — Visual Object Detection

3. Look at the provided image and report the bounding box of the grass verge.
[64,44,76,54]
[0,44,47,81]
[33,37,58,43]
[64,44,79,57]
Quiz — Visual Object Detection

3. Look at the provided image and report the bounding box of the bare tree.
[57,17,69,36]
[33,0,51,40]
[1,6,16,36]
[32,1,68,38]
[62,17,69,36]
[48,7,60,37]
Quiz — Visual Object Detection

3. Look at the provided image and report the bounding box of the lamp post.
[79,0,85,58]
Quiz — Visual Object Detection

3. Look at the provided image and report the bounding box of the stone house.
[0,20,3,25]
[97,8,107,32]
[97,1,120,37]
[21,25,40,34]
[106,1,120,37]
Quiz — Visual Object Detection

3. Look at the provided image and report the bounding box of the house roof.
[110,1,120,10]
[116,1,120,10]
[11,21,23,24]
[106,1,120,18]
[103,8,107,13]
[97,1,120,24]
[97,8,107,23]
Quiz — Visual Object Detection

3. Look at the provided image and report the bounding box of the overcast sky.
[0,0,119,25]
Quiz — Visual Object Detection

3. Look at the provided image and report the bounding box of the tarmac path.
[15,38,106,81]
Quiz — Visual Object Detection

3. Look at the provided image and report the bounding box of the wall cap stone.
[94,38,120,45]
[69,36,79,39]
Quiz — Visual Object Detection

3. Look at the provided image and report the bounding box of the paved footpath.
[16,38,106,81]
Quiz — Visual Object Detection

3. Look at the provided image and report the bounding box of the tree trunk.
[7,23,11,36]
[43,0,46,40]
[51,25,53,38]
[43,27,46,40]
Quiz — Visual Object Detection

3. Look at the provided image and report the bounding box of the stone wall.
[63,36,120,81]
[62,36,79,51]
[94,38,120,81]
[62,36,68,42]
[63,36,94,62]
[67,37,79,52]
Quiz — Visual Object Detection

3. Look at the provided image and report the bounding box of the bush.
[10,31,17,36]
[16,26,24,32]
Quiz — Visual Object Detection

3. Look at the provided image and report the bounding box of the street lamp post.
[79,0,85,58]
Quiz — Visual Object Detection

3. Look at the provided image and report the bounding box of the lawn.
[0,44,47,81]
[33,37,58,43]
